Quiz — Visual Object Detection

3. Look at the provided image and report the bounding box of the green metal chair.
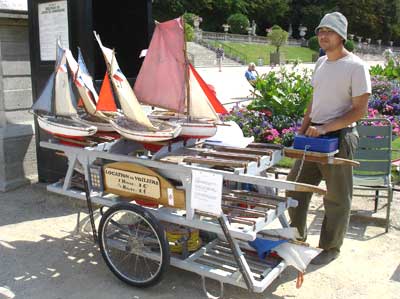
[353,118,393,232]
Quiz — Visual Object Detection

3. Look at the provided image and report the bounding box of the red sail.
[189,64,228,114]
[134,18,186,113]
[96,72,117,112]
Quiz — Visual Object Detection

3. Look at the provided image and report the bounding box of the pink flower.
[266,135,274,141]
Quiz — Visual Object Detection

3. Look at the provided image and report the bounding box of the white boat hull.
[110,116,182,142]
[180,122,217,139]
[37,115,97,138]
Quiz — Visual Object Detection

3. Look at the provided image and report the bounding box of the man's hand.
[305,125,326,137]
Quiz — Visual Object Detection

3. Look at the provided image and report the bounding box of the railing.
[198,39,248,65]
[201,30,302,46]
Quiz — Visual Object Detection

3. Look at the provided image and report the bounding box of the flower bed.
[225,60,400,145]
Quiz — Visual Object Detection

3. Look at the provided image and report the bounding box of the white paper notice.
[38,1,69,61]
[191,170,223,216]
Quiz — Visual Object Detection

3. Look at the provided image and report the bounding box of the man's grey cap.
[315,12,348,41]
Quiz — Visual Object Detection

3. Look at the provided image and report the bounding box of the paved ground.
[0,182,399,299]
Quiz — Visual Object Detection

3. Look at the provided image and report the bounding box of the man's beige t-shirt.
[310,53,371,124]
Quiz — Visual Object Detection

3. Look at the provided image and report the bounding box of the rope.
[294,145,311,182]
[164,223,202,253]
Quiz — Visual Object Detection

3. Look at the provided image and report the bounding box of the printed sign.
[104,167,161,199]
[191,170,223,216]
[0,0,27,11]
[38,1,69,61]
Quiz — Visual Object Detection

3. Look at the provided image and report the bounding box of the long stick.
[182,16,191,122]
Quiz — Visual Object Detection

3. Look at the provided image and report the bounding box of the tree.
[227,13,250,34]
[268,25,289,53]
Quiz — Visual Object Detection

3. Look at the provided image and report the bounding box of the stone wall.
[0,12,36,191]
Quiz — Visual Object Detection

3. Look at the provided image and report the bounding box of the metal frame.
[40,139,301,293]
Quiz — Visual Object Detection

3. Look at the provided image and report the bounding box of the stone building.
[0,1,36,191]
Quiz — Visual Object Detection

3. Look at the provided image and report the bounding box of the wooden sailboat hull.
[110,116,182,142]
[37,115,97,138]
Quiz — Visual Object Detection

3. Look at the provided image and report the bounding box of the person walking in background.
[286,12,371,265]
[216,44,224,72]
[245,62,259,85]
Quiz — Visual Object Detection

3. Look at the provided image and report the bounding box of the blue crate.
[293,135,339,153]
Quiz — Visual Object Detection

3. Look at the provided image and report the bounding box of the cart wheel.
[98,202,169,287]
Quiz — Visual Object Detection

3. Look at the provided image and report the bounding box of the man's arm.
[298,100,313,135]
[305,93,369,137]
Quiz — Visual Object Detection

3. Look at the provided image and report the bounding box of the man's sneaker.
[311,249,339,265]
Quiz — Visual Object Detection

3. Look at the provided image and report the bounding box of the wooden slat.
[357,125,391,136]
[212,145,273,156]
[356,161,390,173]
[183,157,248,169]
[247,142,284,150]
[358,137,390,148]
[221,204,266,217]
[230,190,286,204]
[331,158,360,167]
[354,149,391,160]
[222,194,276,209]
[199,151,260,164]
[284,148,359,166]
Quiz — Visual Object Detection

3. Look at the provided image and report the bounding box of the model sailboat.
[64,48,118,133]
[93,32,182,143]
[32,42,97,139]
[134,17,227,139]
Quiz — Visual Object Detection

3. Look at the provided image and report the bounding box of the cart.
[40,138,327,296]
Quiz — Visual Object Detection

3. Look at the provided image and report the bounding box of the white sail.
[54,51,77,117]
[109,52,155,129]
[188,68,219,121]
[94,32,155,130]
[31,72,55,114]
[65,49,98,115]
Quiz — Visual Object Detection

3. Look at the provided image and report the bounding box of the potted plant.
[267,25,288,65]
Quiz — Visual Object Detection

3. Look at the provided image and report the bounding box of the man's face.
[317,27,343,51]
[250,65,255,71]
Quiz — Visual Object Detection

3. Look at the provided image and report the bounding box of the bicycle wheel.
[98,202,169,287]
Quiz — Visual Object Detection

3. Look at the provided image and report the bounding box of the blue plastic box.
[293,135,339,153]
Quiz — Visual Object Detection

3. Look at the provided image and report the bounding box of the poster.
[191,170,223,216]
[0,0,27,11]
[38,1,69,61]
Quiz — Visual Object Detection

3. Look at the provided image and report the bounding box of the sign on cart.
[191,170,223,216]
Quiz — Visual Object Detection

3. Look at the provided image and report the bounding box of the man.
[286,12,371,265]
[245,62,259,85]
[216,45,224,72]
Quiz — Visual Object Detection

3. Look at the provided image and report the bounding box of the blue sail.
[77,47,90,75]
[31,72,55,114]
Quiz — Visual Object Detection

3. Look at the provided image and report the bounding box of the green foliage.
[152,1,400,43]
[267,25,289,53]
[344,40,354,52]
[185,23,194,41]
[227,13,250,34]
[370,59,400,80]
[308,36,319,51]
[248,64,313,119]
[183,12,198,27]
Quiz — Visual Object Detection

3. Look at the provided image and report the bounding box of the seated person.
[245,62,259,85]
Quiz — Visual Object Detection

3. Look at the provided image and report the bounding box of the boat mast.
[182,17,191,121]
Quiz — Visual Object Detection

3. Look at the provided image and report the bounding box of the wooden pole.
[182,17,191,121]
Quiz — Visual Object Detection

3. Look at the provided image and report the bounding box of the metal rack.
[40,138,325,295]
